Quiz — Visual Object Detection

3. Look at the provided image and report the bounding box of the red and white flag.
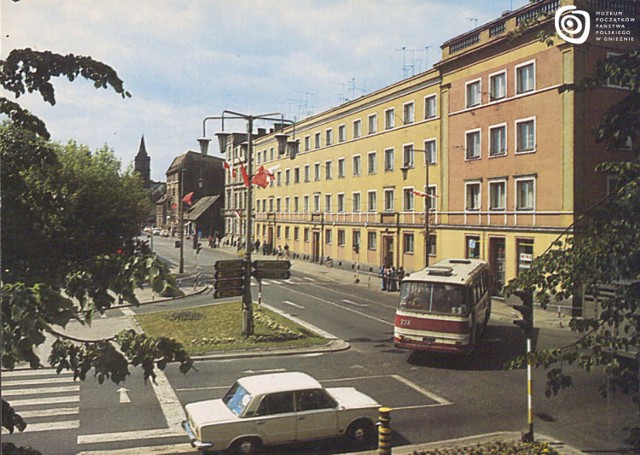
[234,210,242,218]
[239,162,250,187]
[412,189,438,198]
[182,191,195,205]
[223,160,237,178]
[252,165,275,188]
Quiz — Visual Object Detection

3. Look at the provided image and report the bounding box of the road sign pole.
[258,279,262,309]
[525,336,534,442]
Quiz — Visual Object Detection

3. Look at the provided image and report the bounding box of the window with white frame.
[489,71,506,101]
[304,227,310,242]
[269,198,274,212]
[465,181,481,210]
[384,189,394,211]
[325,160,333,180]
[427,185,438,211]
[325,229,332,245]
[353,230,361,251]
[385,108,395,130]
[304,136,311,152]
[337,193,345,212]
[352,192,361,212]
[424,139,437,164]
[403,144,414,168]
[368,151,377,174]
[516,177,535,210]
[303,195,309,213]
[276,171,282,186]
[516,61,535,94]
[313,194,320,212]
[294,227,299,241]
[325,194,332,212]
[325,128,333,146]
[274,197,281,213]
[403,233,415,253]
[314,162,321,181]
[294,167,300,183]
[338,124,346,142]
[314,132,321,149]
[285,196,290,212]
[465,129,481,159]
[353,155,362,176]
[425,94,437,119]
[337,229,346,246]
[285,169,290,185]
[516,118,536,153]
[489,180,506,210]
[304,164,310,182]
[294,196,299,212]
[384,148,394,171]
[367,191,377,212]
[367,231,377,250]
[353,119,362,139]
[466,79,482,108]
[403,188,414,211]
[489,124,507,157]
[403,102,415,124]
[368,114,377,134]
[337,158,345,178]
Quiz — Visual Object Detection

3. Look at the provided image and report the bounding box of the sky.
[2,0,529,182]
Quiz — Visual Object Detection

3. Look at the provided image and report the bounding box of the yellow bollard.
[377,406,393,455]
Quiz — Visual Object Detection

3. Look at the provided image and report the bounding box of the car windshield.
[399,282,468,316]
[222,382,253,417]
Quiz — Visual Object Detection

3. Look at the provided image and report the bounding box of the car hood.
[327,387,380,409]
[185,399,239,426]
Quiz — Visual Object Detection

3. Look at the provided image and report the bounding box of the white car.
[182,371,380,454]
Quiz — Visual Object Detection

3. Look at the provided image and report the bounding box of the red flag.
[252,165,272,188]
[239,162,250,187]
[234,210,241,218]
[182,191,195,205]
[224,161,237,178]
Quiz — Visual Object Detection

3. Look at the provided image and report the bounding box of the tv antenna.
[467,17,478,28]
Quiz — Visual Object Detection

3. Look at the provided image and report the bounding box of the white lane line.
[391,374,452,405]
[78,428,182,445]
[3,377,76,387]
[3,385,79,397]
[1,420,79,433]
[17,407,79,419]
[78,443,193,455]
[1,369,74,377]
[301,277,316,282]
[151,369,186,431]
[10,396,79,407]
[283,300,305,309]
[341,299,368,307]
[264,304,337,340]
[241,368,287,375]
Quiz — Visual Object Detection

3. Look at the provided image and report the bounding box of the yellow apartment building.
[223,0,637,296]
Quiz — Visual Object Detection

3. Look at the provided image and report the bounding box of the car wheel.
[231,437,261,455]
[347,419,374,446]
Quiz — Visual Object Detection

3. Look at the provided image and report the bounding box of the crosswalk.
[2,368,80,434]
[254,276,319,286]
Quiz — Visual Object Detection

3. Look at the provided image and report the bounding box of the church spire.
[134,135,151,188]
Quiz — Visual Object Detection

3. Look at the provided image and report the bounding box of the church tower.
[134,135,151,188]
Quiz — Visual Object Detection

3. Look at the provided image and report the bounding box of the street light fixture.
[400,148,433,268]
[199,111,295,337]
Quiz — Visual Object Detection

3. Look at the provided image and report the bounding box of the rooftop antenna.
[467,17,478,29]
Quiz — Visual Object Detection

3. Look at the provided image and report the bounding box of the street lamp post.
[401,148,432,268]
[199,111,295,337]
[179,167,186,274]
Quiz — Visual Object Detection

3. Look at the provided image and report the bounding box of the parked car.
[182,371,380,454]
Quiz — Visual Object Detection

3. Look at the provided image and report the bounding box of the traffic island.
[134,301,328,356]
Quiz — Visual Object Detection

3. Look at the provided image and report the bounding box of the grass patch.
[135,301,328,356]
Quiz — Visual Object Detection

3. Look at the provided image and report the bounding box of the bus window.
[400,282,468,315]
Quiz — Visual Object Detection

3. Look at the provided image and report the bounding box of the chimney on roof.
[257,128,267,137]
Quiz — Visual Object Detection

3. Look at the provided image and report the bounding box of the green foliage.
[413,440,561,454]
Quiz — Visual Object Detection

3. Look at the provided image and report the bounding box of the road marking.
[1,369,74,377]
[2,385,79,397]
[17,407,79,418]
[283,300,304,309]
[391,374,452,405]
[341,299,368,307]
[264,303,337,340]
[301,277,316,282]
[78,443,194,455]
[118,387,131,404]
[9,396,79,406]
[3,377,76,387]
[1,420,79,433]
[78,428,182,445]
[151,368,185,431]
[241,368,287,375]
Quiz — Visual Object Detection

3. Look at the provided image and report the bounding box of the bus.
[394,258,491,355]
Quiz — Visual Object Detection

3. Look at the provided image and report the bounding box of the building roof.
[184,195,220,221]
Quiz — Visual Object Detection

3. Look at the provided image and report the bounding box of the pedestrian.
[284,243,289,259]
[255,239,261,253]
[388,266,398,292]
[379,265,386,291]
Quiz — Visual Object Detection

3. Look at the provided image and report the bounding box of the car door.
[294,389,339,441]
[252,391,297,445]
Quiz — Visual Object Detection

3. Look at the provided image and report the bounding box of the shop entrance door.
[489,237,506,296]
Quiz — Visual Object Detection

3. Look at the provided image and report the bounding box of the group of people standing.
[380,264,404,292]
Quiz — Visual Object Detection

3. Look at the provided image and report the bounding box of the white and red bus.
[394,258,491,355]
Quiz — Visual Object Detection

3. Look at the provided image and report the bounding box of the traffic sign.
[215,259,245,271]
[214,289,244,299]
[252,270,291,280]
[251,260,291,270]
[214,278,245,290]
[215,269,245,280]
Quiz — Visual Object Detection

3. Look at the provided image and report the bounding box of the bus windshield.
[399,281,469,315]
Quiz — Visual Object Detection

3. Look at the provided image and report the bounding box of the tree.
[506,49,640,449]
[1,49,193,452]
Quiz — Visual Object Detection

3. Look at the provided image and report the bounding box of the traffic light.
[512,289,534,337]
